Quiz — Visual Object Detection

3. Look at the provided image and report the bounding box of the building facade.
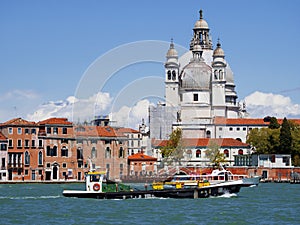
[152,138,251,168]
[0,131,7,181]
[150,10,246,141]
[0,117,142,181]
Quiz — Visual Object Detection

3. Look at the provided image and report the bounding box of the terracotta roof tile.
[116,127,139,134]
[152,138,249,148]
[38,117,72,125]
[128,152,157,161]
[0,118,36,126]
[214,117,300,126]
[75,126,125,138]
[214,117,269,126]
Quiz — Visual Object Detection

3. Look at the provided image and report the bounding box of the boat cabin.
[86,171,106,192]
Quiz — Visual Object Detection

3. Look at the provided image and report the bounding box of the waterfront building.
[0,131,7,181]
[0,118,40,181]
[115,127,141,156]
[75,125,128,180]
[152,138,251,168]
[0,117,141,181]
[127,152,157,178]
[38,118,80,181]
[148,9,300,170]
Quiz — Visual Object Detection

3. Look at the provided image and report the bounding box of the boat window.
[196,149,201,158]
[90,174,100,182]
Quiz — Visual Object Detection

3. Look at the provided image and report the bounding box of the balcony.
[7,163,23,169]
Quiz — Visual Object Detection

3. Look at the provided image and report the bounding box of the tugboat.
[62,170,136,199]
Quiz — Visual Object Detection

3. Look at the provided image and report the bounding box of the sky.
[1,0,300,129]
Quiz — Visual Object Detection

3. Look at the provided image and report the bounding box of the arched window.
[91,147,97,159]
[224,149,229,157]
[52,146,57,156]
[196,149,201,158]
[206,130,211,138]
[238,149,243,155]
[61,147,68,157]
[38,151,43,165]
[105,147,111,158]
[236,138,242,142]
[119,147,124,158]
[77,147,83,160]
[25,151,30,165]
[214,70,218,79]
[172,70,176,80]
[167,70,171,80]
[219,70,223,79]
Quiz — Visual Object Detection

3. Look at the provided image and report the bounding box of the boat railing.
[172,174,247,182]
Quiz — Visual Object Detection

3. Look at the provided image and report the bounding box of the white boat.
[162,166,260,187]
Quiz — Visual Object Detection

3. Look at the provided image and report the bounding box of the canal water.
[0,182,299,224]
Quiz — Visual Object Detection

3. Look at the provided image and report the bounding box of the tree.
[290,121,300,166]
[279,117,292,154]
[247,128,279,154]
[205,140,226,166]
[161,128,185,165]
[269,117,280,129]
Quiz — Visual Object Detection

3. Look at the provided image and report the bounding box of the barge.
[62,169,256,199]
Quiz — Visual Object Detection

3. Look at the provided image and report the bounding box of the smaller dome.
[213,42,225,57]
[194,19,209,29]
[194,10,209,29]
[192,44,202,52]
[166,40,178,58]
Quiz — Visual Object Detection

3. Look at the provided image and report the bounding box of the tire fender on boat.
[93,183,101,191]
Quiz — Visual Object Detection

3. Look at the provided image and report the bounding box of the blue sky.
[1,0,300,126]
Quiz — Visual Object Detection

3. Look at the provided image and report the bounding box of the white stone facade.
[149,10,244,141]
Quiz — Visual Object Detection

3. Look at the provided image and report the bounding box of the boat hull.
[63,180,244,199]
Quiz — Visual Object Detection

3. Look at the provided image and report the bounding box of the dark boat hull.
[63,182,243,199]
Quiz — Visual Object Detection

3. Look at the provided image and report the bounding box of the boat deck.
[63,180,248,199]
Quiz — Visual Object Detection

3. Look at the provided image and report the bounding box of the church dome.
[194,19,209,29]
[166,46,178,58]
[194,10,209,29]
[213,42,225,57]
[166,40,178,58]
[180,61,212,90]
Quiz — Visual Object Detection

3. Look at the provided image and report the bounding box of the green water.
[0,183,299,224]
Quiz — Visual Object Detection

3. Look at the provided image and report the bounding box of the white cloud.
[26,92,113,122]
[26,92,152,129]
[244,91,300,118]
[110,99,154,129]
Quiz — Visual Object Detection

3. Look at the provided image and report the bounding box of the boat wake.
[0,195,61,200]
[212,192,237,198]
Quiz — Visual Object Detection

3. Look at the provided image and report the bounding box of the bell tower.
[165,39,180,107]
[212,40,227,116]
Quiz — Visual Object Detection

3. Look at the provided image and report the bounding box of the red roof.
[0,118,36,126]
[152,138,249,148]
[214,117,269,126]
[128,153,157,161]
[116,127,139,134]
[214,117,300,125]
[38,117,72,125]
[75,126,125,138]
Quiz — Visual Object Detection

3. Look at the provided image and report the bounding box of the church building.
[150,10,246,141]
